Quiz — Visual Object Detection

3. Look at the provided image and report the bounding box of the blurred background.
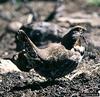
[0,0,100,59]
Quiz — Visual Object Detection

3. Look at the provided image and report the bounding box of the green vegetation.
[87,0,100,6]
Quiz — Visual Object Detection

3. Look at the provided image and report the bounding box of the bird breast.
[38,43,81,62]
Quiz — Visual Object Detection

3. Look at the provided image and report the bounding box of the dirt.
[0,0,100,97]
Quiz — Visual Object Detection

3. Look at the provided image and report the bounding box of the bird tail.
[17,30,39,58]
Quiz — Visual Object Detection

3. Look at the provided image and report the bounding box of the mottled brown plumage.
[17,26,86,80]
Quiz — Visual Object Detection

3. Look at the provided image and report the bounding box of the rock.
[0,10,13,21]
[16,22,66,50]
[7,21,22,32]
[0,58,20,74]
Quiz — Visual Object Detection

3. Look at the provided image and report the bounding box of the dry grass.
[66,60,100,80]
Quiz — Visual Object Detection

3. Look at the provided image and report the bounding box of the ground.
[0,0,100,97]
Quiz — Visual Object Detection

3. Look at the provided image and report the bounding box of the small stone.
[0,58,21,74]
[7,21,22,32]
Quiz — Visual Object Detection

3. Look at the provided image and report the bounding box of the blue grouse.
[17,26,86,79]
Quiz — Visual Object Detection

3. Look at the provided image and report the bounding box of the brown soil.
[0,0,100,97]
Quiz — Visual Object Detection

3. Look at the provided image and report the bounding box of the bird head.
[69,26,86,39]
[61,25,86,50]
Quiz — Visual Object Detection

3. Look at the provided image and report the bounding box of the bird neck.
[61,34,77,50]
